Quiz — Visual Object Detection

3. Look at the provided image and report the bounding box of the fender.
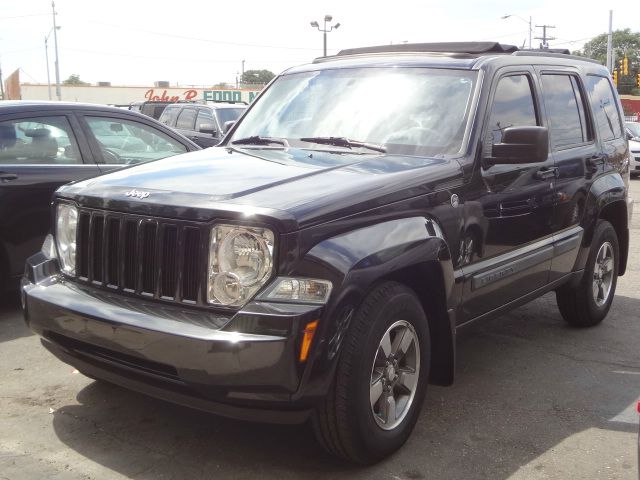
[574,172,629,274]
[289,216,457,400]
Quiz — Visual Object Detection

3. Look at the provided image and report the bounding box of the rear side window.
[541,74,590,149]
[159,106,180,127]
[585,75,623,141]
[175,108,197,130]
[487,74,538,146]
[0,116,81,164]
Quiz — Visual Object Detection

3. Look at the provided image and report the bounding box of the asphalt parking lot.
[1,179,639,480]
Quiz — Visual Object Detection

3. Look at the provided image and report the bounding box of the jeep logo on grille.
[125,189,150,199]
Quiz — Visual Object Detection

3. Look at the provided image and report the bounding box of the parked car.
[158,101,247,147]
[0,101,199,294]
[629,138,640,177]
[625,121,640,141]
[23,42,633,464]
[128,100,174,120]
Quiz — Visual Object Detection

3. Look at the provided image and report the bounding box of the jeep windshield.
[229,67,478,156]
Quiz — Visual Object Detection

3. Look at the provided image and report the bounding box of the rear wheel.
[312,282,430,464]
[556,220,619,327]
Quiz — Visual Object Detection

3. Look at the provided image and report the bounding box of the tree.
[573,29,640,94]
[240,69,275,85]
[62,74,89,85]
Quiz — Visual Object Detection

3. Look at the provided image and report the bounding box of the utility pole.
[0,57,4,100]
[535,24,556,49]
[606,10,613,72]
[52,1,61,100]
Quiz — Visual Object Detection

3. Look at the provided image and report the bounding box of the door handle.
[0,173,18,182]
[535,167,558,180]
[587,155,605,171]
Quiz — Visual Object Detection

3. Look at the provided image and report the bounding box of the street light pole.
[45,35,51,100]
[310,15,340,57]
[51,1,61,100]
[501,14,533,49]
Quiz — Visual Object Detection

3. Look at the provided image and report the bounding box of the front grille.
[75,208,206,304]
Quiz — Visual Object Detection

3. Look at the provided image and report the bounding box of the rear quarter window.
[585,75,623,142]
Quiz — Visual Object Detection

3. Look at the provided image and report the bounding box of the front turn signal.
[299,320,319,362]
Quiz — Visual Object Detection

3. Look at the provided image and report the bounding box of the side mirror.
[224,120,236,133]
[486,126,548,166]
[198,123,218,135]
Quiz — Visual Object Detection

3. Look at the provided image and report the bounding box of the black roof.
[0,100,142,115]
[310,41,600,66]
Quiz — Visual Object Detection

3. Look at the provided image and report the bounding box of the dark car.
[0,101,199,294]
[129,100,173,120]
[23,43,633,464]
[158,101,247,147]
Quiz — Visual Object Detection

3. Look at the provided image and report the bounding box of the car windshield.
[626,122,640,137]
[230,67,478,156]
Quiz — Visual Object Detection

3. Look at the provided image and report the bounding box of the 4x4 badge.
[451,194,459,208]
[125,189,150,199]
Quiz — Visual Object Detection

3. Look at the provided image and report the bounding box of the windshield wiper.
[300,136,386,153]
[231,136,289,147]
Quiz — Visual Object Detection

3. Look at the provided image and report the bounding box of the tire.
[312,282,431,464]
[556,219,619,327]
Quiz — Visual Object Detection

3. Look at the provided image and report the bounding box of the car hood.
[57,146,459,232]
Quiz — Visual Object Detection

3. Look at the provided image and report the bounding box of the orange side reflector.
[299,320,319,362]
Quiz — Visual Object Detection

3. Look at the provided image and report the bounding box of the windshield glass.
[230,67,478,156]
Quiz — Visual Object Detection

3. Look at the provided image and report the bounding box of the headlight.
[55,203,78,275]
[207,224,274,307]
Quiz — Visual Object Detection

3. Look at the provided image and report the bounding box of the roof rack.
[336,42,518,57]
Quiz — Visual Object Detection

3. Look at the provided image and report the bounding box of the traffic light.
[613,69,618,85]
[623,56,629,75]
[636,73,640,87]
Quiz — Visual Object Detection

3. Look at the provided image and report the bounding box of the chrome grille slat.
[74,208,206,306]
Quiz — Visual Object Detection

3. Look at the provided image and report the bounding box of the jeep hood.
[57,147,458,232]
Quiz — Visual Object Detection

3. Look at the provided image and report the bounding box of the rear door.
[537,69,597,280]
[0,112,100,278]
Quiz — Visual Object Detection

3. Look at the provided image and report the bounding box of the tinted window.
[196,108,216,130]
[175,108,197,130]
[85,116,188,165]
[159,106,180,127]
[541,74,588,149]
[487,75,538,148]
[585,75,623,141]
[0,116,81,164]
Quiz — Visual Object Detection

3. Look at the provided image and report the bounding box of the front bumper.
[22,253,323,424]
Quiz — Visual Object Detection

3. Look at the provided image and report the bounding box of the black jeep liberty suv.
[22,42,633,463]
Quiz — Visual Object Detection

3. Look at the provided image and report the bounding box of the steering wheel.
[101,147,122,164]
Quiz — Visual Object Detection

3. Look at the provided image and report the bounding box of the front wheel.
[556,219,619,327]
[312,282,430,464]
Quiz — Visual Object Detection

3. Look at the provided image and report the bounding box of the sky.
[0,0,637,88]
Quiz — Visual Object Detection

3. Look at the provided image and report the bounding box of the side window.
[541,74,590,149]
[159,106,179,126]
[487,74,538,147]
[175,108,197,130]
[585,75,623,141]
[84,116,188,165]
[0,116,81,164]
[196,108,216,131]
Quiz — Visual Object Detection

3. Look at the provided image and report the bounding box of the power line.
[0,13,49,20]
[86,20,320,51]
[60,47,310,64]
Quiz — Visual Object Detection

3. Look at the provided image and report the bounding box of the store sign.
[203,90,261,103]
[144,89,198,102]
